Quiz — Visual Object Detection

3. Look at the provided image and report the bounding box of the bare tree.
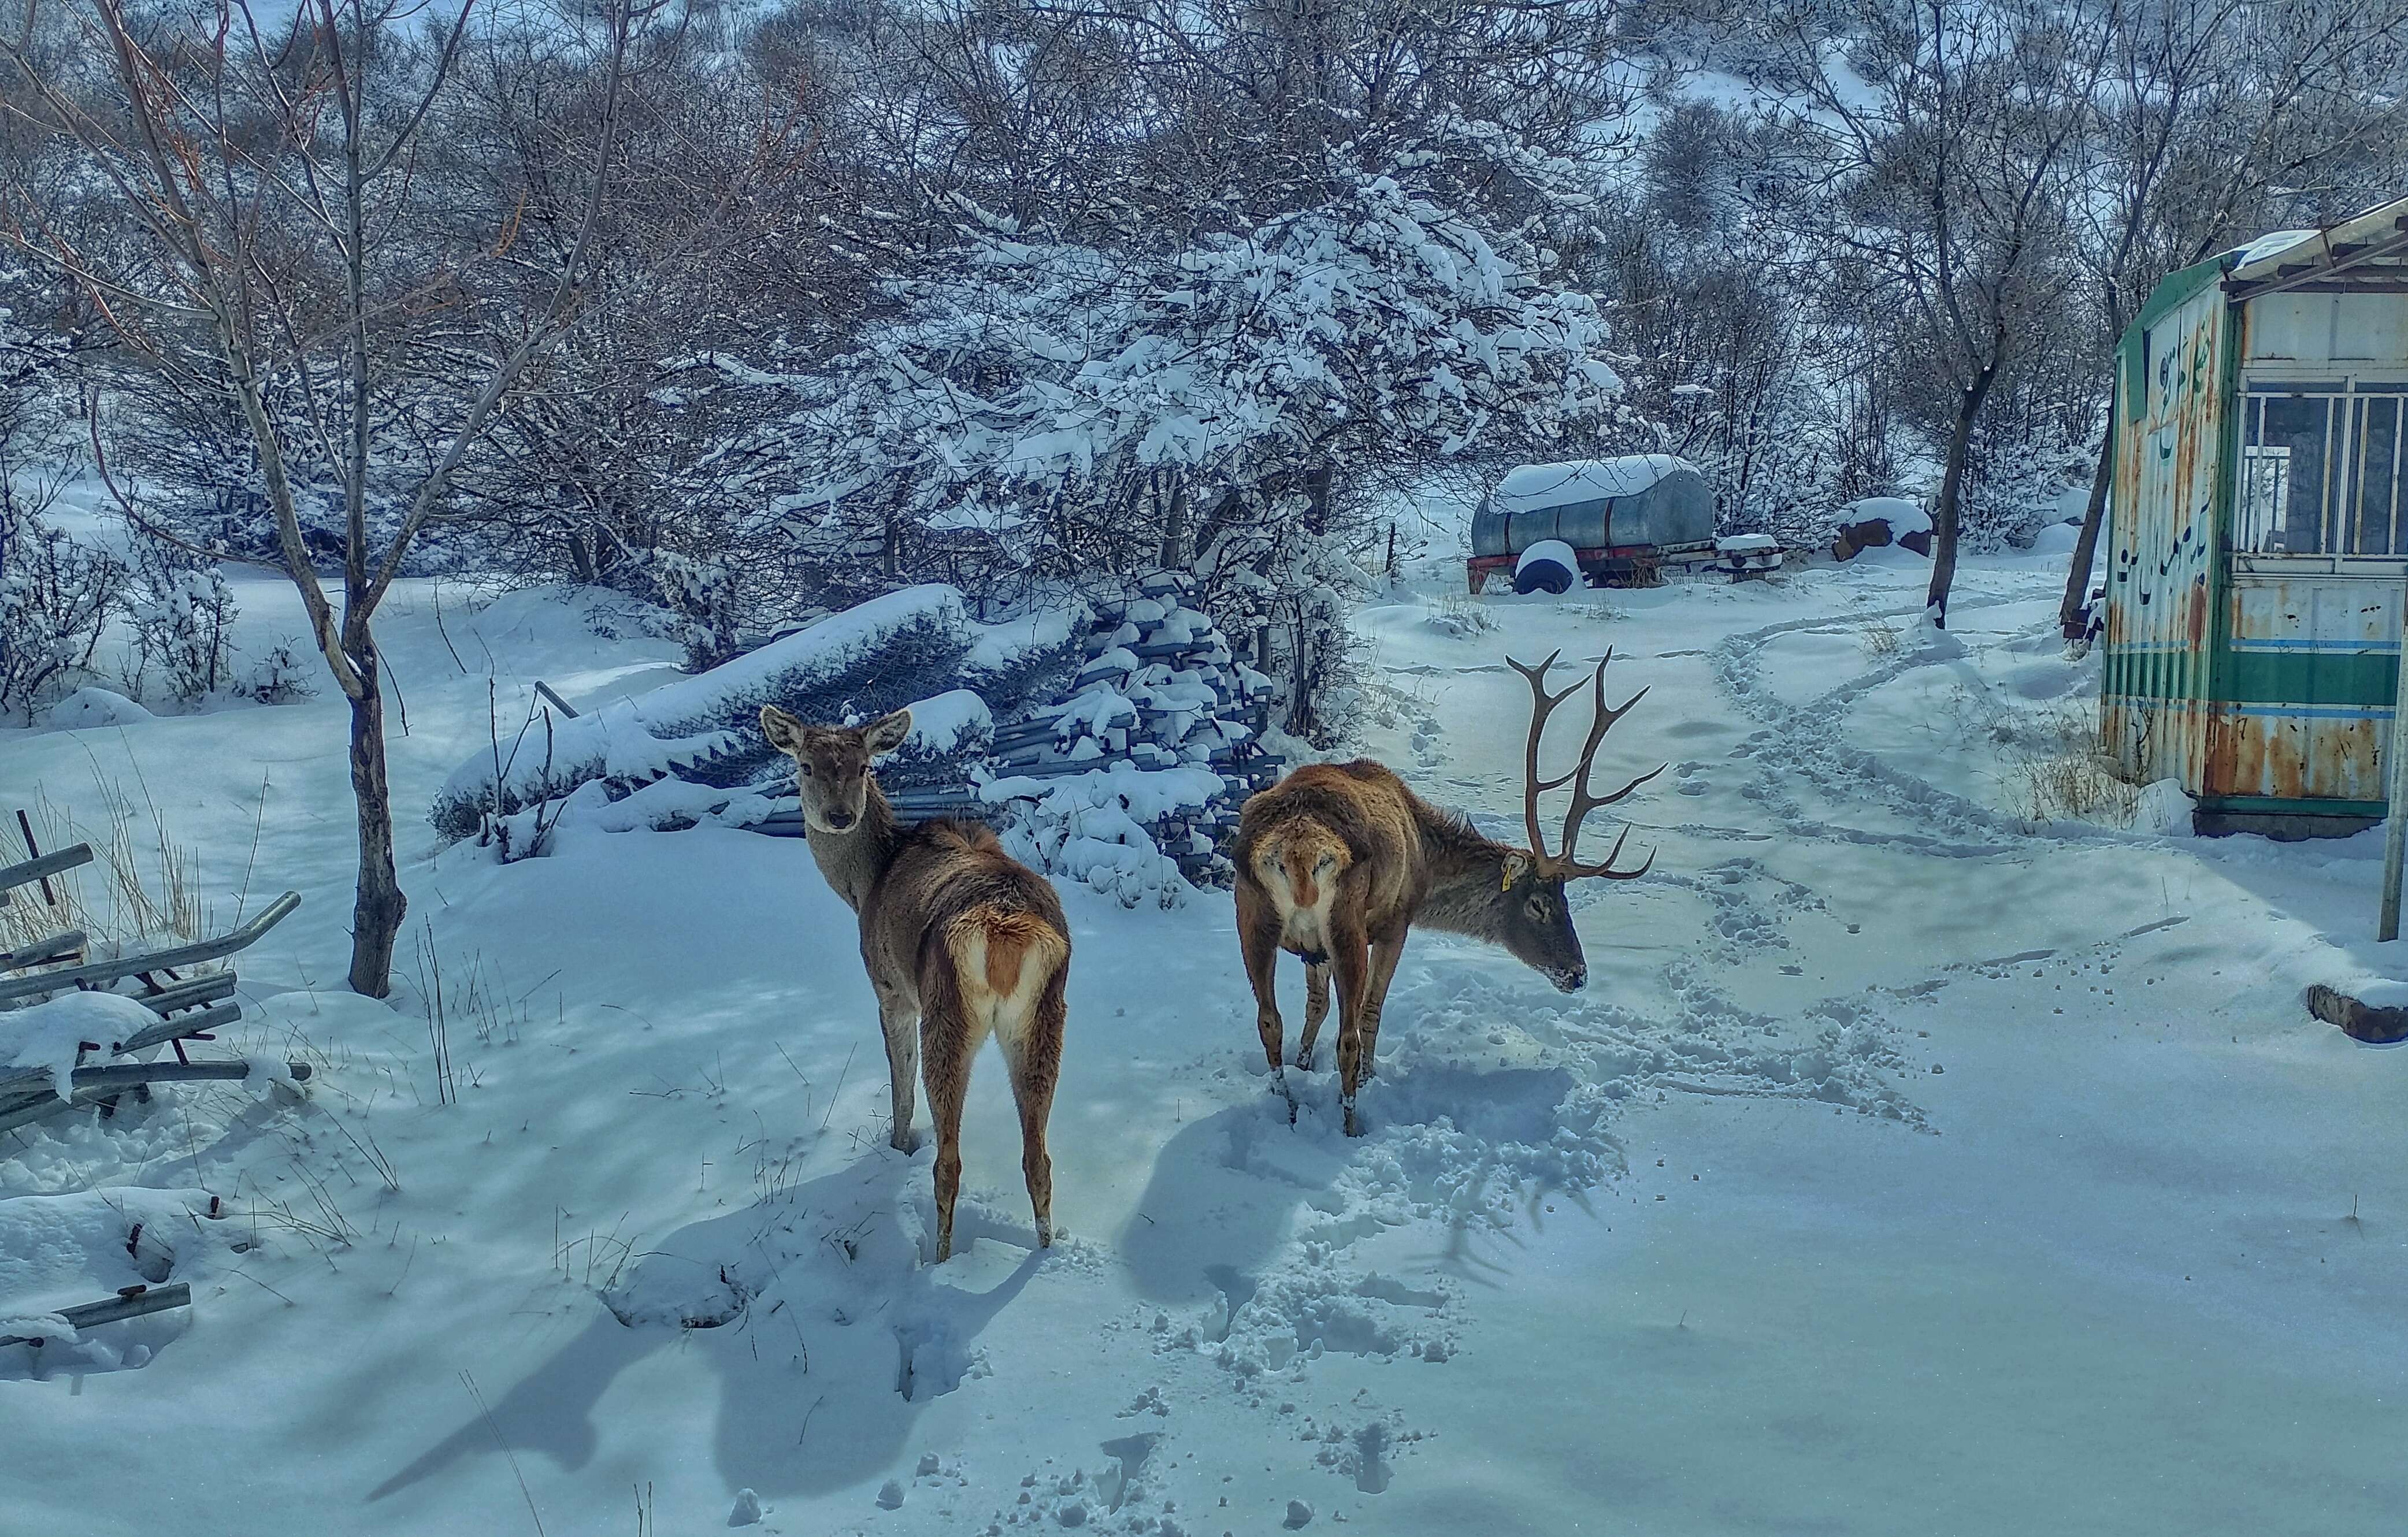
[1768,0,2109,625]
[0,0,645,994]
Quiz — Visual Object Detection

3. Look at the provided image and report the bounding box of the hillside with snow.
[4,536,2403,1536]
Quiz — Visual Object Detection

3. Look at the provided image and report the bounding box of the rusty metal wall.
[2209,570,2400,803]
[2103,265,2228,792]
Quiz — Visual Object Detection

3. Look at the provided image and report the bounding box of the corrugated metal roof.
[2224,194,2408,298]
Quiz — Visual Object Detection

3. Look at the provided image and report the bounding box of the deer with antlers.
[1232,650,1660,1135]
[760,704,1072,1263]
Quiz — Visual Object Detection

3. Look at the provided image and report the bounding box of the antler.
[1505,649,1664,879]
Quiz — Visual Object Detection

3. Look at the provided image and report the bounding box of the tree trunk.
[1159,476,1189,570]
[2057,393,2116,641]
[1924,369,1998,628]
[344,648,407,997]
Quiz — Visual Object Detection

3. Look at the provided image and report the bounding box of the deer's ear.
[759,704,806,752]
[1501,851,1533,890]
[863,708,914,756]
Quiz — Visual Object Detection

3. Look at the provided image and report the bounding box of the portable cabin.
[1467,455,1716,592]
[2103,195,2408,837]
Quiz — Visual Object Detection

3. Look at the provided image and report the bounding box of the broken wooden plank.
[0,1059,311,1136]
[106,999,246,1060]
[0,891,298,1005]
[0,930,87,972]
[0,844,94,906]
[0,1048,301,1101]
[0,1283,191,1349]
[123,972,240,1021]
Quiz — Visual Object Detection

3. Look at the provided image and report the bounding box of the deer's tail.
[943,904,1070,1037]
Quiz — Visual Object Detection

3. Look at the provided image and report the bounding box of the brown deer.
[759,704,1072,1263]
[1233,650,1658,1135]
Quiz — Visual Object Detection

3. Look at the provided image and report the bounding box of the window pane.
[2357,398,2400,555]
[2254,395,2331,553]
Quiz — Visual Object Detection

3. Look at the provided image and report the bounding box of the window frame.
[2235,371,2408,558]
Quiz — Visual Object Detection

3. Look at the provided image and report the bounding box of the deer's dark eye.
[797,763,814,777]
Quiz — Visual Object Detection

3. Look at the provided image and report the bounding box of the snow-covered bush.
[0,302,117,721]
[777,172,1628,734]
[124,536,238,705]
[0,509,122,722]
[236,640,313,706]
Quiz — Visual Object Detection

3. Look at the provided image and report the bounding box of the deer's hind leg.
[1236,878,1295,1120]
[998,965,1067,1249]
[915,966,980,1264]
[1356,928,1408,1082]
[1294,961,1332,1070]
[1329,907,1374,1138]
[870,968,921,1153]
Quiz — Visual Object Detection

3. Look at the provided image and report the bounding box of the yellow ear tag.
[1501,868,1512,891]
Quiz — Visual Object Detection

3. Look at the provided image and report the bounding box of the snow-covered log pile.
[427,585,1085,849]
[432,576,1279,901]
[753,573,1278,902]
[976,572,1279,900]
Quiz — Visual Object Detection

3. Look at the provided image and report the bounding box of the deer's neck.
[1411,805,1518,941]
[805,781,903,914]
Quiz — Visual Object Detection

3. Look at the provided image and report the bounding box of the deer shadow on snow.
[368,1145,1044,1508]
[1120,1052,1605,1313]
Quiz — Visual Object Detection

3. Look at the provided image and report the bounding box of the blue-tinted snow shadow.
[368,1145,1044,1506]
[1120,1061,1604,1304]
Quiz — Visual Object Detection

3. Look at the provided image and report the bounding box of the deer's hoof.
[891,1129,919,1154]
[1292,1048,1315,1071]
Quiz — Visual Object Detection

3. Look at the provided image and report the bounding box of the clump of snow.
[0,1186,220,1375]
[1717,533,1779,555]
[728,1488,762,1526]
[1491,455,1690,513]
[1839,496,1932,537]
[2233,228,2318,267]
[2329,975,2408,1012]
[2133,778,2195,838]
[43,688,153,730]
[0,992,158,1101]
[2029,521,2082,556]
[1904,610,1969,661]
[900,689,994,756]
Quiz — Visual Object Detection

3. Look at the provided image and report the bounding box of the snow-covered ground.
[5,540,2405,1535]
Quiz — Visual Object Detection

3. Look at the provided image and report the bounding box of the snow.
[5,543,2407,1535]
[430,584,1082,840]
[0,991,159,1100]
[898,689,992,756]
[1716,532,1779,554]
[42,687,154,730]
[1839,495,1932,536]
[1490,454,1690,513]
[1512,538,1578,577]
[2234,228,2318,267]
[2028,519,2082,555]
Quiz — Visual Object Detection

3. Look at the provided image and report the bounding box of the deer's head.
[759,704,913,834]
[1498,650,1662,992]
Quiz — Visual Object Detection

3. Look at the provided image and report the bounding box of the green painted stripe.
[2214,649,2398,706]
